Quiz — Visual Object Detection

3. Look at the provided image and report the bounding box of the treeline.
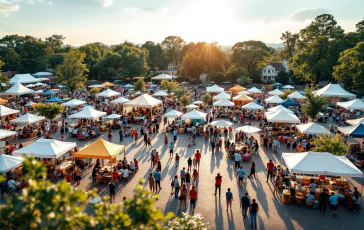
[1,14,364,91]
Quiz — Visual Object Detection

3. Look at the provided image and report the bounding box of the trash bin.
[282,189,290,204]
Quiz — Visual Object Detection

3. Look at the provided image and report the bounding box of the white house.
[261,60,289,82]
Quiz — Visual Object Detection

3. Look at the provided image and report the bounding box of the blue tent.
[45,97,63,103]
[339,123,364,138]
[43,90,57,95]
[273,82,282,86]
[281,99,300,107]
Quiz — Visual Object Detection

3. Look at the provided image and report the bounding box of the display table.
[56,161,74,175]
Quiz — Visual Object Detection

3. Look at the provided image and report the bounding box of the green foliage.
[301,87,327,121]
[275,69,290,85]
[168,213,209,230]
[91,52,122,81]
[134,78,145,93]
[34,103,64,121]
[209,71,226,84]
[180,95,190,107]
[280,31,299,61]
[173,87,190,100]
[236,75,252,87]
[45,35,66,53]
[201,93,212,105]
[90,88,101,94]
[162,36,186,66]
[142,41,165,70]
[333,42,364,92]
[0,48,22,72]
[56,49,88,93]
[226,66,249,83]
[289,14,345,83]
[79,43,109,71]
[231,40,272,82]
[47,53,64,68]
[160,80,178,94]
[0,60,9,92]
[280,89,293,100]
[311,134,349,156]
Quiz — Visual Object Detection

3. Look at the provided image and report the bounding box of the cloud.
[123,7,168,15]
[100,0,112,7]
[291,8,331,22]
[0,0,20,13]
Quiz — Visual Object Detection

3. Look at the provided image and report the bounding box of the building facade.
[261,60,289,82]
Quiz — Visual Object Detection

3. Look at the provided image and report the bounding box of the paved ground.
[16,117,364,230]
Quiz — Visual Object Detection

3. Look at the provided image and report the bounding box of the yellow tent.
[73,138,125,159]
[102,81,115,87]
[232,94,254,102]
[229,85,246,93]
[0,98,8,105]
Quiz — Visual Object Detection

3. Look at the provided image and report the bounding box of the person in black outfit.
[247,161,256,179]
[109,181,116,203]
[119,129,123,142]
[319,188,329,213]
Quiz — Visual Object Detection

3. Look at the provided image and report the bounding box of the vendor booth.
[247,87,262,94]
[337,99,364,110]
[154,90,169,97]
[10,113,45,125]
[182,109,207,125]
[237,91,252,95]
[111,97,130,104]
[346,117,364,126]
[9,74,40,84]
[288,91,306,100]
[213,99,234,107]
[242,102,264,110]
[265,95,284,104]
[268,89,284,96]
[95,89,121,98]
[232,94,254,104]
[69,107,107,119]
[267,105,294,114]
[213,91,231,101]
[210,120,233,127]
[229,85,246,94]
[338,123,364,137]
[3,82,34,96]
[313,83,356,104]
[0,129,17,139]
[0,105,19,117]
[265,110,300,123]
[45,97,63,103]
[282,85,295,90]
[295,122,331,136]
[0,154,23,174]
[281,99,300,107]
[206,84,224,93]
[61,99,87,107]
[123,94,163,121]
[163,110,183,118]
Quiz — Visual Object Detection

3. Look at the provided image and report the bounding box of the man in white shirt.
[129,161,135,172]
[234,152,242,169]
[8,179,16,190]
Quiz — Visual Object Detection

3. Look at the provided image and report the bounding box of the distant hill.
[266,43,284,51]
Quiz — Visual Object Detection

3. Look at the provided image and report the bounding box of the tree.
[134,78,145,93]
[280,31,299,61]
[301,87,327,121]
[79,43,109,71]
[90,88,101,94]
[180,95,190,107]
[275,69,290,85]
[160,80,178,94]
[0,48,22,72]
[45,34,66,53]
[142,41,165,70]
[209,72,226,84]
[290,14,345,83]
[56,49,88,93]
[0,60,9,92]
[201,93,212,105]
[34,103,64,121]
[311,134,349,156]
[162,36,185,66]
[91,52,122,81]
[280,89,294,100]
[231,40,271,82]
[333,42,364,92]
[173,87,190,100]
[236,76,252,87]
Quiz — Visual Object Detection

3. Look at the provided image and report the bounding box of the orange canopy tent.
[229,85,246,94]
[0,98,8,105]
[102,81,115,87]
[73,138,126,159]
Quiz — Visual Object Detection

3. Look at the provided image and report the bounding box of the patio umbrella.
[236,125,261,134]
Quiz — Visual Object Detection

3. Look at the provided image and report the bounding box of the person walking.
[329,192,338,216]
[147,135,152,148]
[249,199,259,228]
[173,129,178,142]
[173,175,180,198]
[179,184,188,210]
[211,138,216,154]
[187,157,193,171]
[253,140,259,154]
[266,159,274,182]
[185,171,191,190]
[148,173,155,193]
[175,153,180,168]
[194,150,201,169]
[192,169,199,187]
[273,138,280,153]
[214,173,222,196]
[119,128,123,142]
[169,142,174,158]
[109,181,116,203]
[240,192,250,220]
[234,152,242,169]
[164,134,168,146]
[75,166,82,185]
[236,166,245,186]
[189,185,198,212]
[180,167,186,186]
[153,170,162,191]
[247,161,256,179]
[319,188,329,214]
[226,188,234,211]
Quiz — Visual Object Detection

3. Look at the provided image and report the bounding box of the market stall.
[61,99,87,107]
[232,94,254,105]
[10,113,45,125]
[229,85,246,94]
[337,99,364,110]
[0,154,24,174]
[95,89,121,98]
[9,74,40,84]
[265,95,284,104]
[346,117,364,126]
[338,123,364,137]
[295,122,331,136]
[288,91,306,100]
[206,84,224,93]
[213,91,231,101]
[123,94,163,121]
[242,102,264,110]
[313,83,356,104]
[268,89,284,96]
[3,82,34,96]
[247,87,262,94]
[69,107,107,119]
[267,105,294,114]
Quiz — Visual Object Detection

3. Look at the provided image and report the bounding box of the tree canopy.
[34,103,64,121]
[301,87,327,121]
[311,134,349,156]
[160,80,178,94]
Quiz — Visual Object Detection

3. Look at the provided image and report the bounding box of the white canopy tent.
[110,97,130,104]
[236,125,261,134]
[288,91,306,99]
[193,101,204,105]
[10,113,45,124]
[265,110,300,123]
[296,122,331,135]
[3,82,34,96]
[242,102,264,110]
[95,89,121,98]
[0,155,24,174]
[33,72,53,77]
[13,139,77,159]
[35,90,43,94]
[25,101,37,107]
[0,129,17,139]
[213,91,231,100]
[0,105,19,116]
[88,84,105,88]
[337,99,364,110]
[26,84,35,88]
[123,84,133,88]
[247,87,262,94]
[185,104,199,109]
[282,152,363,177]
[61,99,87,107]
[268,89,284,96]
[182,109,207,122]
[313,83,356,99]
[265,95,284,104]
[163,110,183,118]
[237,90,252,95]
[104,114,121,119]
[282,85,295,89]
[9,74,40,84]
[213,99,234,107]
[69,107,107,119]
[346,117,364,126]
[81,105,95,110]
[210,120,233,127]
[154,90,169,97]
[124,94,162,108]
[34,82,48,87]
[151,74,173,80]
[206,84,224,93]
[267,105,294,114]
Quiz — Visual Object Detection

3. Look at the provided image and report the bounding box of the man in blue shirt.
[236,166,245,186]
[329,192,338,216]
[153,170,162,191]
[173,129,178,142]
[226,188,234,211]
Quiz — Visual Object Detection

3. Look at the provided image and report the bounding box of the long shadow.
[215,196,224,230]
[227,210,235,230]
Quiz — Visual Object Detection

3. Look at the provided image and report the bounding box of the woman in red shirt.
[214,173,222,196]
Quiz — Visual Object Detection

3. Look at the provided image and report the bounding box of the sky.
[0,0,363,46]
